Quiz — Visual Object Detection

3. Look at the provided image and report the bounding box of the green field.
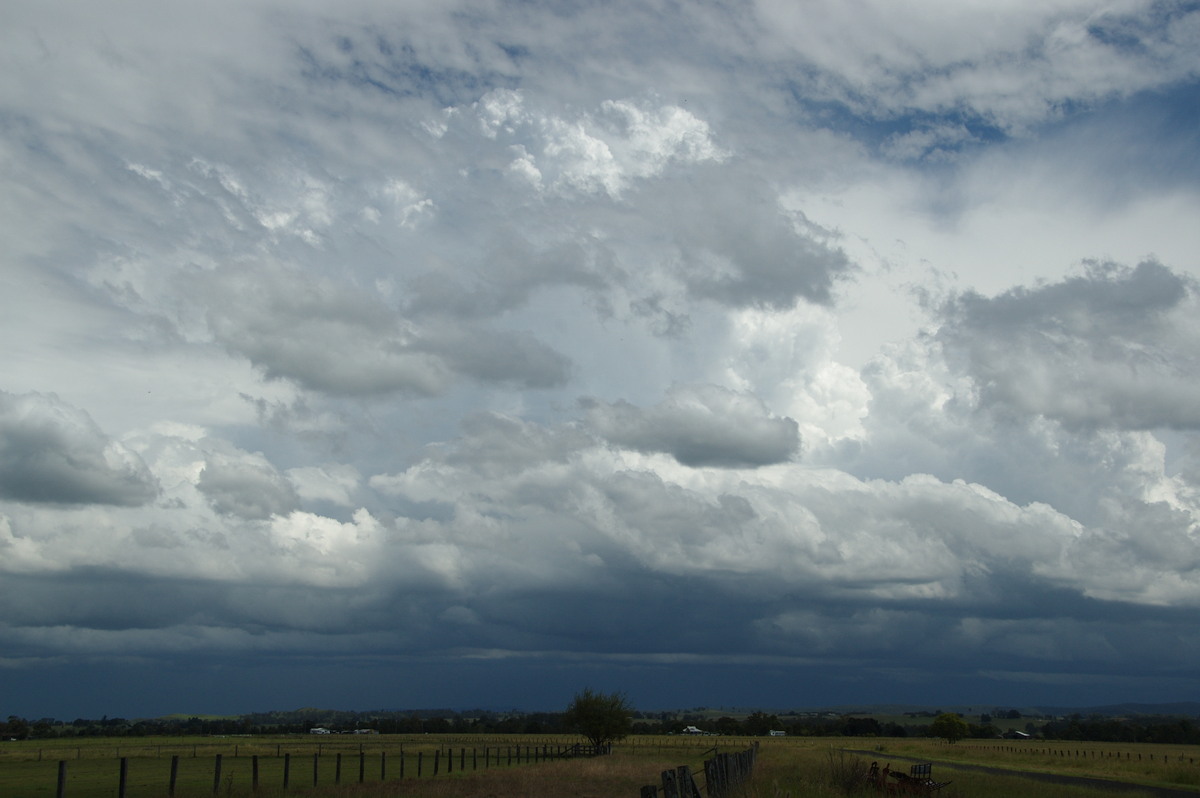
[747,739,1197,798]
[868,737,1200,786]
[1,734,1197,797]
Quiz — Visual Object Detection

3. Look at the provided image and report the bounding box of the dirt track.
[841,748,1200,797]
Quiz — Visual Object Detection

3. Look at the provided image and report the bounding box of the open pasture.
[0,733,608,797]
[859,737,1200,791]
[1,734,1197,797]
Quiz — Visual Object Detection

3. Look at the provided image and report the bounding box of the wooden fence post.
[118,757,128,798]
[418,751,423,778]
[676,765,702,798]
[704,755,723,798]
[212,754,223,794]
[661,768,680,798]
[381,750,387,781]
[169,755,179,796]
[283,752,291,790]
[358,750,365,783]
[57,760,67,798]
[313,752,319,787]
[252,755,259,791]
[335,752,342,784]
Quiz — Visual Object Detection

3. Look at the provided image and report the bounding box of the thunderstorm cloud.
[2,0,1199,717]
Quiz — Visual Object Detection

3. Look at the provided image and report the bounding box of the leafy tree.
[968,722,1000,739]
[744,711,782,736]
[423,717,451,734]
[843,716,882,737]
[714,716,743,736]
[928,712,969,743]
[563,688,633,749]
[4,716,29,740]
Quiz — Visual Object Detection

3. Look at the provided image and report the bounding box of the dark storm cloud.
[0,391,158,506]
[195,262,572,395]
[404,234,618,321]
[3,0,1200,719]
[420,327,572,389]
[197,451,299,520]
[583,385,800,467]
[640,169,854,309]
[197,263,451,397]
[937,260,1200,429]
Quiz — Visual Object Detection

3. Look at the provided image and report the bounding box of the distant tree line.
[643,711,916,738]
[0,709,573,739]
[1038,715,1200,744]
[4,708,1197,744]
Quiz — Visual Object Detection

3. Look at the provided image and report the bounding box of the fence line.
[639,743,759,798]
[958,744,1197,764]
[705,744,758,798]
[44,742,610,797]
[1,735,630,766]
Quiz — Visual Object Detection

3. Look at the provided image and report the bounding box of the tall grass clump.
[822,750,869,796]
[1164,765,1200,788]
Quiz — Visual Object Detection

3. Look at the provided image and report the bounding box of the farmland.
[1,734,1198,797]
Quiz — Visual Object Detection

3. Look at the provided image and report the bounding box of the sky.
[2,0,1200,721]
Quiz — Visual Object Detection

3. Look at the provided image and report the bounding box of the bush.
[562,688,633,749]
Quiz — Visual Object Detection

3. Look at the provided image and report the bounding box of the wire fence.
[4,740,611,798]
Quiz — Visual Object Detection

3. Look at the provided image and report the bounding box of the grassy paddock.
[737,744,1163,798]
[1,735,1197,797]
[0,734,594,762]
[852,737,1200,791]
[716,740,1193,798]
[0,734,604,797]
